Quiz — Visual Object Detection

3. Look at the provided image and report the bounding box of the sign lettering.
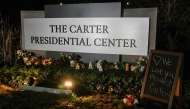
[23,18,149,55]
[140,50,183,109]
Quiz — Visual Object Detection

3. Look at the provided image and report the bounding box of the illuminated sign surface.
[24,18,149,55]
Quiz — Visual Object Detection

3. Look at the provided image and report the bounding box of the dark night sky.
[0,0,55,16]
[0,0,47,23]
[0,0,120,15]
[0,0,122,23]
[0,0,73,24]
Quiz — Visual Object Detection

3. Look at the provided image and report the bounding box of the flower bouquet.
[123,94,139,107]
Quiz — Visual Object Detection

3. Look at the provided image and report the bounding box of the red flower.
[126,100,132,106]
[128,95,135,100]
[124,95,135,107]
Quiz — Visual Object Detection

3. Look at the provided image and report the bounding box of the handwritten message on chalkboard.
[140,50,183,105]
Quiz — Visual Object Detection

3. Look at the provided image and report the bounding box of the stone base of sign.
[18,85,72,94]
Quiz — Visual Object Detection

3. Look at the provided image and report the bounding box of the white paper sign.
[23,18,149,55]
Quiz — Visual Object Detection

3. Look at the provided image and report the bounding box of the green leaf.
[121,62,126,70]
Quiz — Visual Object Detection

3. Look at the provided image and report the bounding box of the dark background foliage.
[0,0,190,76]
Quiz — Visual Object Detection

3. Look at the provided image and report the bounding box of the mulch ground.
[0,84,18,95]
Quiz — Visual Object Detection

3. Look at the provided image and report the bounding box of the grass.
[0,84,127,109]
[1,84,190,109]
[0,91,79,108]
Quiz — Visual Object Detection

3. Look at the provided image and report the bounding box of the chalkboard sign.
[140,50,183,109]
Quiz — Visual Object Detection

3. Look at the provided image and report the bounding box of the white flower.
[133,98,139,104]
[97,60,103,72]
[75,63,80,70]
[88,61,94,69]
[17,50,22,55]
[138,57,144,61]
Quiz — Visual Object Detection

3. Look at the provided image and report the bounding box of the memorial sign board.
[140,50,183,109]
[23,18,149,55]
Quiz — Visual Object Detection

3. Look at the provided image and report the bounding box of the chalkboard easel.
[140,50,183,109]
